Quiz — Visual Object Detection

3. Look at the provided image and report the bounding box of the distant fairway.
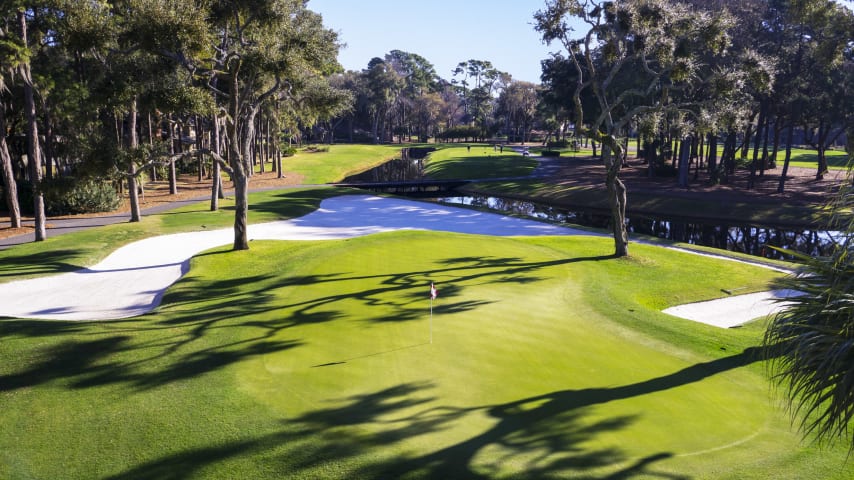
[2,221,853,478]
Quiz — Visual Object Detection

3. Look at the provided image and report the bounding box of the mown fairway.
[1,195,853,478]
[281,144,404,184]
[424,144,538,179]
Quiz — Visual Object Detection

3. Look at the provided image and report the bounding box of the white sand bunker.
[0,196,591,321]
[0,195,796,326]
[663,289,803,328]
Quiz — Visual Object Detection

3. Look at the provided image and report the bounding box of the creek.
[342,153,838,259]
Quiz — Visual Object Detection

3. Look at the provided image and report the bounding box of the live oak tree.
[535,0,734,256]
[131,0,340,250]
[363,57,403,144]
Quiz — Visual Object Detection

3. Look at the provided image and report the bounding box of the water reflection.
[435,196,839,259]
[343,155,839,259]
[342,147,434,184]
[343,158,425,183]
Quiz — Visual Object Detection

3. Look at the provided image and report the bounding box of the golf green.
[1,231,851,479]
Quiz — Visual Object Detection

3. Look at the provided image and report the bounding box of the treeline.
[0,1,347,248]
[536,0,852,186]
[533,0,852,256]
[317,54,539,146]
[1,1,852,249]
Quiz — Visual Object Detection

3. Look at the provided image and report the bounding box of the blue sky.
[308,0,563,83]
[310,0,854,85]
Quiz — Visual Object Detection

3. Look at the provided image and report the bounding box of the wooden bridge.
[332,179,471,195]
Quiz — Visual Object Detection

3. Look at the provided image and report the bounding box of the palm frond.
[764,173,854,448]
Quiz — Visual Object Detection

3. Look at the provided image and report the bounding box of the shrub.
[282,146,297,157]
[540,150,562,157]
[40,176,121,215]
[303,146,329,153]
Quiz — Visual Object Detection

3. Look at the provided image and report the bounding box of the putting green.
[213,233,841,478]
[2,230,852,479]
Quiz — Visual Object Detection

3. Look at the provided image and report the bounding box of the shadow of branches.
[0,249,84,278]
[1,252,614,399]
[102,347,768,480]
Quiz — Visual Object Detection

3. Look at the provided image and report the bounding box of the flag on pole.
[430,283,438,300]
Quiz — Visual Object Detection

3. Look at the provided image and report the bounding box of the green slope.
[2,230,851,479]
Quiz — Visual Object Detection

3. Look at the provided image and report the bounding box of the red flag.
[430,283,438,300]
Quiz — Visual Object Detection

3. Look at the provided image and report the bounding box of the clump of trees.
[321,52,542,145]
[1,0,851,254]
[535,0,853,257]
[0,1,347,249]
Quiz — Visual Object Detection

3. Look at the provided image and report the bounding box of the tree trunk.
[228,69,249,250]
[707,134,717,171]
[127,98,141,222]
[168,121,178,194]
[606,154,629,257]
[372,113,380,144]
[815,120,828,180]
[597,132,629,257]
[210,115,221,212]
[19,11,45,241]
[678,136,691,188]
[196,116,205,182]
[43,110,53,180]
[778,123,795,193]
[147,113,157,181]
[276,144,283,179]
[741,122,753,163]
[770,123,782,170]
[0,103,21,228]
[748,105,766,189]
[760,113,772,177]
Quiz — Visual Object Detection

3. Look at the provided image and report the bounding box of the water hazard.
[343,152,838,259]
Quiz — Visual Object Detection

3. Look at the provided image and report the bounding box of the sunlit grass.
[1,197,853,478]
[424,144,537,179]
[280,144,404,184]
[786,148,849,170]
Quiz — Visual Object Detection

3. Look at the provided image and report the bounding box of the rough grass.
[786,148,849,170]
[1,204,853,478]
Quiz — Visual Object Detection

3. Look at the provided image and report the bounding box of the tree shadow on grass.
[245,188,348,219]
[0,252,614,395]
[0,249,84,278]
[0,336,131,392]
[102,348,766,480]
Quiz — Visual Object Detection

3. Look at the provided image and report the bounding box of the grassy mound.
[1,227,852,479]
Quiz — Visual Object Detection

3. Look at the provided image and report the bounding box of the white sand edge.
[0,195,796,326]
